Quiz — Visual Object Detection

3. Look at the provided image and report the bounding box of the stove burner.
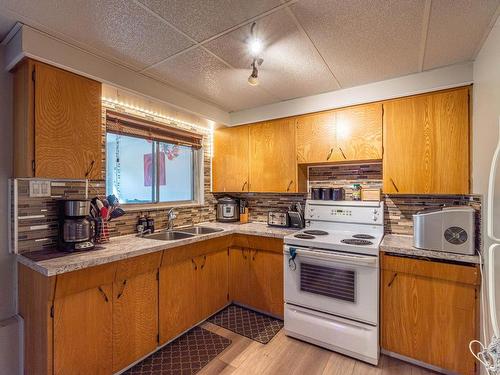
[352,234,375,240]
[294,234,316,239]
[303,230,329,236]
[341,239,373,246]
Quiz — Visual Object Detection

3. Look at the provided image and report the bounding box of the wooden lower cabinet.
[53,285,113,375]
[112,271,159,372]
[229,246,284,318]
[381,253,479,375]
[159,248,229,344]
[19,235,284,374]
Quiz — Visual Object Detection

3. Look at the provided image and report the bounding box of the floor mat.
[207,304,283,344]
[124,326,231,375]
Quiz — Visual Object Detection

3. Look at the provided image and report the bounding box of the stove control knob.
[373,215,378,222]
[373,209,378,214]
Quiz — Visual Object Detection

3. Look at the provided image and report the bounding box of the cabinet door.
[381,269,477,374]
[112,271,158,372]
[249,119,297,192]
[336,103,382,161]
[213,125,249,192]
[383,88,469,194]
[53,285,112,375]
[295,111,338,164]
[34,62,102,179]
[249,249,284,318]
[158,258,199,344]
[198,250,229,318]
[228,247,251,305]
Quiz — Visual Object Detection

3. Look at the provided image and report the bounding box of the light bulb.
[248,38,263,56]
[248,75,259,86]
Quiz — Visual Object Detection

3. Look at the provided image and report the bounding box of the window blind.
[106,110,203,148]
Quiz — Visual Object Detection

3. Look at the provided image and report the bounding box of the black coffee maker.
[58,200,96,252]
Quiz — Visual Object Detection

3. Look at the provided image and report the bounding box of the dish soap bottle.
[352,184,362,201]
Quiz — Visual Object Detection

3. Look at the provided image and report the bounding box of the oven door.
[284,245,379,325]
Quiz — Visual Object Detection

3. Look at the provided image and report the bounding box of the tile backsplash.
[12,161,482,254]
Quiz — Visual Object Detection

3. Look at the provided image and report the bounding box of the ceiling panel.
[204,9,339,101]
[147,47,278,111]
[423,0,500,70]
[290,0,426,88]
[0,0,193,70]
[0,12,16,41]
[138,0,283,42]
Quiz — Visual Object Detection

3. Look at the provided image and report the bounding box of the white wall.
[0,44,19,374]
[473,16,500,353]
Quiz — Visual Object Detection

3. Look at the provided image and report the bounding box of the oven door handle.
[292,248,378,266]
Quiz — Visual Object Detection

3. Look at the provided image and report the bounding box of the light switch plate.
[29,180,51,197]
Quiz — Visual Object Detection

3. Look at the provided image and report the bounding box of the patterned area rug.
[124,326,231,375]
[208,304,283,344]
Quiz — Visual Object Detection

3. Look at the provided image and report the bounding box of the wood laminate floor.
[199,322,437,375]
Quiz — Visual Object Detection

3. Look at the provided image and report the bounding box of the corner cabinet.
[249,118,298,193]
[212,125,250,192]
[212,119,302,193]
[13,59,102,179]
[381,253,479,375]
[383,87,470,194]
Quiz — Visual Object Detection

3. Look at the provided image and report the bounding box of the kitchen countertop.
[17,222,298,276]
[380,234,481,264]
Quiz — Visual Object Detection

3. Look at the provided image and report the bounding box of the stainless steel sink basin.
[145,231,195,241]
[178,226,225,235]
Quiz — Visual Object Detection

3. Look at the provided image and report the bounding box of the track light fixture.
[247,22,264,86]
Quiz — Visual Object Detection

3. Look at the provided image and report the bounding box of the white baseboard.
[0,315,23,375]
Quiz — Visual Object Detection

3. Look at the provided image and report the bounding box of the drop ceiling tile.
[290,0,425,88]
[204,9,339,100]
[0,0,193,70]
[147,47,278,112]
[137,0,282,42]
[423,0,500,70]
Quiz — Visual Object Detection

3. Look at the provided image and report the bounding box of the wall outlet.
[29,180,51,197]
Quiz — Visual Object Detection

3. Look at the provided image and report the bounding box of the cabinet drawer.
[381,252,479,285]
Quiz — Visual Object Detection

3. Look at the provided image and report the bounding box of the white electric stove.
[283,200,384,365]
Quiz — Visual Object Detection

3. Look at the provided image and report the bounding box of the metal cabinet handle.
[387,273,398,287]
[286,180,293,192]
[390,178,400,193]
[242,181,248,191]
[200,255,207,270]
[98,286,109,303]
[326,148,334,161]
[338,147,347,159]
[85,160,96,179]
[251,249,258,261]
[116,279,127,299]
[191,258,198,270]
[242,249,247,260]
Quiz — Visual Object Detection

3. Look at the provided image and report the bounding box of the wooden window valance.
[106,110,203,148]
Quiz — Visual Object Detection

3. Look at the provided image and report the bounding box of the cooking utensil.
[109,207,125,221]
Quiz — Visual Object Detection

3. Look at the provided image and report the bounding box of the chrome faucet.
[166,208,177,230]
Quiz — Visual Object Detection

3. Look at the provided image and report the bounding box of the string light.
[101,97,214,135]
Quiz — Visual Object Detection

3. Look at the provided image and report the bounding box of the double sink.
[144,226,224,241]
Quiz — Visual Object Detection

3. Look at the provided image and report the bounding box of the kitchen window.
[105,110,203,206]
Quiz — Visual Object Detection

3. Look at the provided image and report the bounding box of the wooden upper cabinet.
[295,103,382,164]
[13,59,102,179]
[296,110,337,163]
[335,103,382,161]
[383,87,470,194]
[249,118,298,192]
[212,125,249,192]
